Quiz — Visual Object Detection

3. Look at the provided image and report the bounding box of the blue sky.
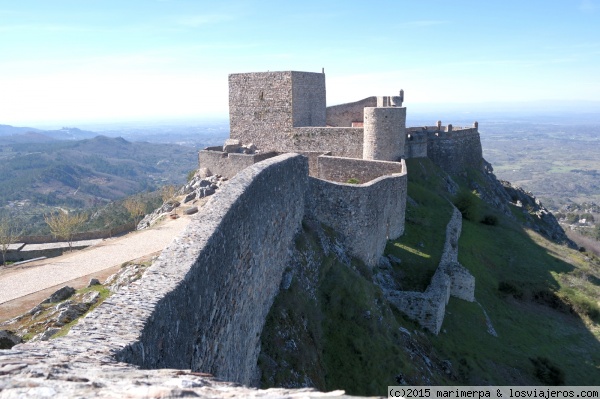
[1,0,598,126]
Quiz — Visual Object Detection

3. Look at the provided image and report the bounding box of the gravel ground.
[0,216,191,305]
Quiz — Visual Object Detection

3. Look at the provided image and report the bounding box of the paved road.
[0,216,191,304]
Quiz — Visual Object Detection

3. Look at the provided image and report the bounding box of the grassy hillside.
[260,158,600,395]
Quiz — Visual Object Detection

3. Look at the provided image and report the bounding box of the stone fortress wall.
[405,122,482,173]
[307,162,407,267]
[385,207,475,334]
[116,154,309,386]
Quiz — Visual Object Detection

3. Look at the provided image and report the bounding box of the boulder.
[88,278,101,287]
[37,327,61,341]
[198,167,212,178]
[42,286,76,304]
[82,291,101,306]
[53,301,90,327]
[0,330,22,349]
[183,191,196,203]
[199,187,215,197]
[184,207,199,215]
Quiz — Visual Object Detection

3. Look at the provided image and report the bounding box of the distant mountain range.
[0,135,198,213]
[0,122,230,148]
[0,124,100,144]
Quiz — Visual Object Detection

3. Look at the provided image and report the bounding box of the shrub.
[187,169,197,182]
[498,281,523,299]
[530,357,565,385]
[454,190,480,221]
[566,293,600,322]
[346,178,360,184]
[481,214,498,226]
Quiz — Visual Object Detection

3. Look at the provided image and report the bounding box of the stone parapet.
[316,155,403,184]
[287,126,364,158]
[427,130,483,174]
[307,160,407,267]
[198,149,278,179]
[115,153,308,385]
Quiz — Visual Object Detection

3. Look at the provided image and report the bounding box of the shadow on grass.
[438,215,600,385]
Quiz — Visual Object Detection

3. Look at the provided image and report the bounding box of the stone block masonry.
[404,125,483,174]
[229,71,325,148]
[287,126,364,158]
[198,148,279,179]
[427,129,483,174]
[326,96,377,127]
[316,155,403,184]
[307,160,407,267]
[115,154,308,385]
[363,106,406,161]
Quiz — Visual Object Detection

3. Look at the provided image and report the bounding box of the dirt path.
[0,215,191,319]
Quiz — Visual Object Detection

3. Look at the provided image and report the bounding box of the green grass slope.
[259,157,600,395]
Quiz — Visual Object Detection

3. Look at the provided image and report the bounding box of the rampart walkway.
[0,216,191,305]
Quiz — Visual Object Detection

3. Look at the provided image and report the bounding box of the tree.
[123,197,146,226]
[161,185,177,203]
[0,217,20,265]
[44,211,87,251]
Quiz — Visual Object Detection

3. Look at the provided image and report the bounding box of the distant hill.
[0,124,42,136]
[0,135,198,223]
[0,125,98,144]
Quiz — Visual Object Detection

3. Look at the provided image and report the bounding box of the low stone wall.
[316,155,403,184]
[198,149,279,179]
[294,150,331,176]
[307,160,407,267]
[385,207,475,334]
[5,239,102,262]
[325,96,377,127]
[17,222,135,245]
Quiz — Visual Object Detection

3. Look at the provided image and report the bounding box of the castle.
[0,70,482,395]
[200,70,482,266]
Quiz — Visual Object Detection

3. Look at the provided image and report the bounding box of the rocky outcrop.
[476,159,513,216]
[502,180,577,248]
[137,174,227,230]
[0,262,152,346]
